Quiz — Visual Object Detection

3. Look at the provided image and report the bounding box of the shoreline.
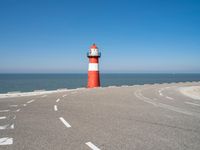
[0,88,85,99]
[0,81,200,99]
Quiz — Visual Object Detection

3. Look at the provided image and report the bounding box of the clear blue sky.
[0,0,200,73]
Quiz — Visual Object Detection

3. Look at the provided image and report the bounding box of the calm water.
[0,74,200,93]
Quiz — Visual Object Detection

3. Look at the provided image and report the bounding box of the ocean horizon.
[0,73,200,94]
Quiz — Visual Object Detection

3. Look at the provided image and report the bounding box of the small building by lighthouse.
[87,43,101,88]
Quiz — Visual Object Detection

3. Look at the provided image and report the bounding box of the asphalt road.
[0,82,200,150]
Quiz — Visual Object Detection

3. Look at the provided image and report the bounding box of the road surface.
[0,82,200,150]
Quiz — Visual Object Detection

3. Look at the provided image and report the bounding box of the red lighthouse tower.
[87,43,101,88]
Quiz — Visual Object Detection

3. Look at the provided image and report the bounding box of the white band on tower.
[88,63,99,71]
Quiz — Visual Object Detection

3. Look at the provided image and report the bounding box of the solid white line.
[56,98,60,102]
[59,117,71,128]
[86,142,101,150]
[0,137,13,145]
[185,102,200,107]
[27,99,35,104]
[0,116,6,120]
[135,90,195,116]
[54,105,58,111]
[0,110,10,112]
[166,96,174,100]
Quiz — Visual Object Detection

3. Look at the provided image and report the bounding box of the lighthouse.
[87,43,101,88]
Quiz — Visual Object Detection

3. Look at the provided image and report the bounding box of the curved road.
[1,82,200,150]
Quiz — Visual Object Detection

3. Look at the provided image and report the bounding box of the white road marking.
[62,94,67,98]
[0,110,10,112]
[185,102,200,107]
[0,124,14,130]
[59,117,71,128]
[41,95,47,97]
[27,99,35,104]
[15,109,20,112]
[135,90,198,117]
[135,90,158,107]
[10,105,18,107]
[54,105,58,111]
[0,137,13,145]
[56,98,60,102]
[23,104,27,107]
[159,90,163,96]
[166,96,174,100]
[10,124,14,129]
[0,116,6,120]
[86,142,101,150]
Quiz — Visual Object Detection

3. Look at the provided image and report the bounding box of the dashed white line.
[62,94,67,98]
[185,102,200,107]
[27,99,35,104]
[0,137,13,145]
[10,124,14,129]
[15,109,20,112]
[158,89,164,96]
[23,104,27,107]
[0,116,6,120]
[54,105,58,111]
[166,96,174,100]
[56,98,60,102]
[0,124,14,130]
[86,142,101,150]
[59,117,71,128]
[0,110,10,112]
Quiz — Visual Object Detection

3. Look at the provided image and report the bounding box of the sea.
[0,73,200,94]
